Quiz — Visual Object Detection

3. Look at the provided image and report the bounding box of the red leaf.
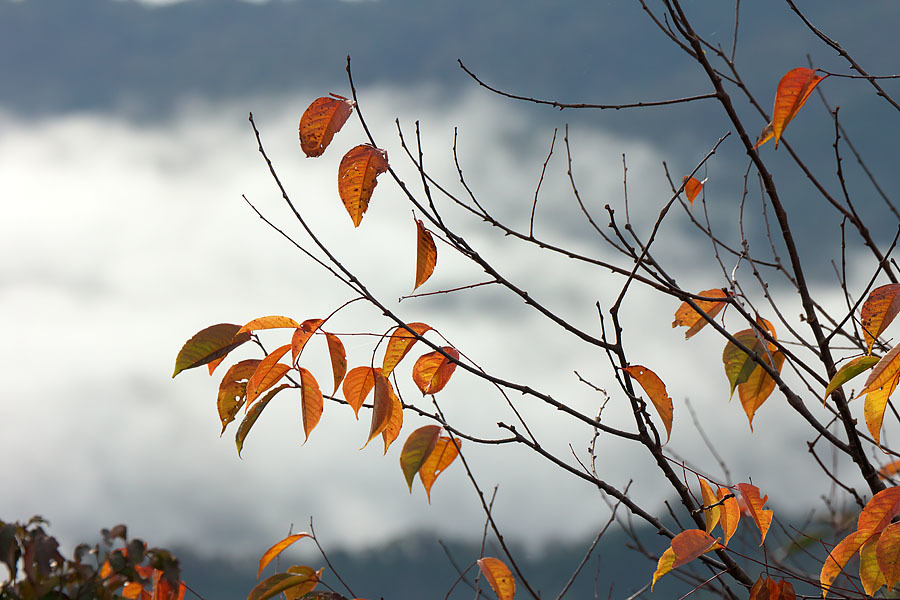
[337,144,389,227]
[299,95,354,158]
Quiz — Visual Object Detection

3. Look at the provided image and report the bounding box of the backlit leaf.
[419,437,460,503]
[381,391,403,455]
[325,333,347,394]
[858,487,900,534]
[861,284,900,354]
[342,366,379,418]
[298,367,323,442]
[414,219,437,290]
[299,95,353,158]
[236,384,290,458]
[382,323,432,377]
[860,535,886,597]
[283,566,323,600]
[363,373,395,449]
[623,365,673,442]
[864,370,900,445]
[672,289,729,339]
[698,477,720,534]
[824,355,881,400]
[291,319,325,364]
[717,487,740,546]
[722,329,766,396]
[670,529,721,569]
[337,144,389,227]
[257,533,311,578]
[821,530,872,598]
[217,359,261,435]
[682,176,704,208]
[247,344,292,406]
[753,122,775,150]
[738,349,784,431]
[399,425,441,491]
[877,521,900,590]
[173,323,250,377]
[412,347,459,395]
[859,344,900,398]
[207,355,227,375]
[248,571,319,600]
[735,483,773,545]
[237,316,301,336]
[762,67,827,149]
[651,546,676,590]
[477,557,515,600]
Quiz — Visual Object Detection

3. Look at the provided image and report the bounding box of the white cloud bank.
[0,86,861,559]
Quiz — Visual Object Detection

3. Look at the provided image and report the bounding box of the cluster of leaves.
[0,517,184,600]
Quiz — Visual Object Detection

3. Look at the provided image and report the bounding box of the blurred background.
[2,1,899,597]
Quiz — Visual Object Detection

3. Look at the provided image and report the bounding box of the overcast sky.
[2,0,900,575]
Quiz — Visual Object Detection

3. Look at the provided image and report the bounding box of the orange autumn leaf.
[256,533,311,578]
[858,344,900,399]
[735,483,773,545]
[173,323,251,378]
[698,477,720,534]
[858,487,900,534]
[248,569,321,600]
[207,355,227,376]
[324,332,347,394]
[861,283,900,354]
[477,557,515,600]
[821,530,873,598]
[623,365,673,442]
[864,369,900,445]
[717,487,740,546]
[363,373,396,449]
[419,436,460,503]
[738,348,785,431]
[749,575,795,600]
[756,67,826,149]
[298,367,323,442]
[382,322,433,376]
[682,175,704,208]
[414,219,437,290]
[672,289,729,339]
[877,521,900,590]
[671,529,721,569]
[880,460,900,480]
[381,390,403,455]
[399,425,441,491]
[337,144,389,227]
[412,347,459,395]
[246,344,293,406]
[342,366,380,418]
[217,359,261,435]
[291,319,325,364]
[236,316,302,336]
[299,94,354,158]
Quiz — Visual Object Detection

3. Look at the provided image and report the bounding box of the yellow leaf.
[399,425,441,491]
[865,370,900,445]
[623,365,673,442]
[738,349,785,431]
[698,477,720,534]
[877,521,900,590]
[859,344,900,399]
[477,557,515,600]
[821,530,872,598]
[717,487,740,546]
[236,316,301,336]
[861,533,887,596]
[651,546,676,590]
[824,355,881,401]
